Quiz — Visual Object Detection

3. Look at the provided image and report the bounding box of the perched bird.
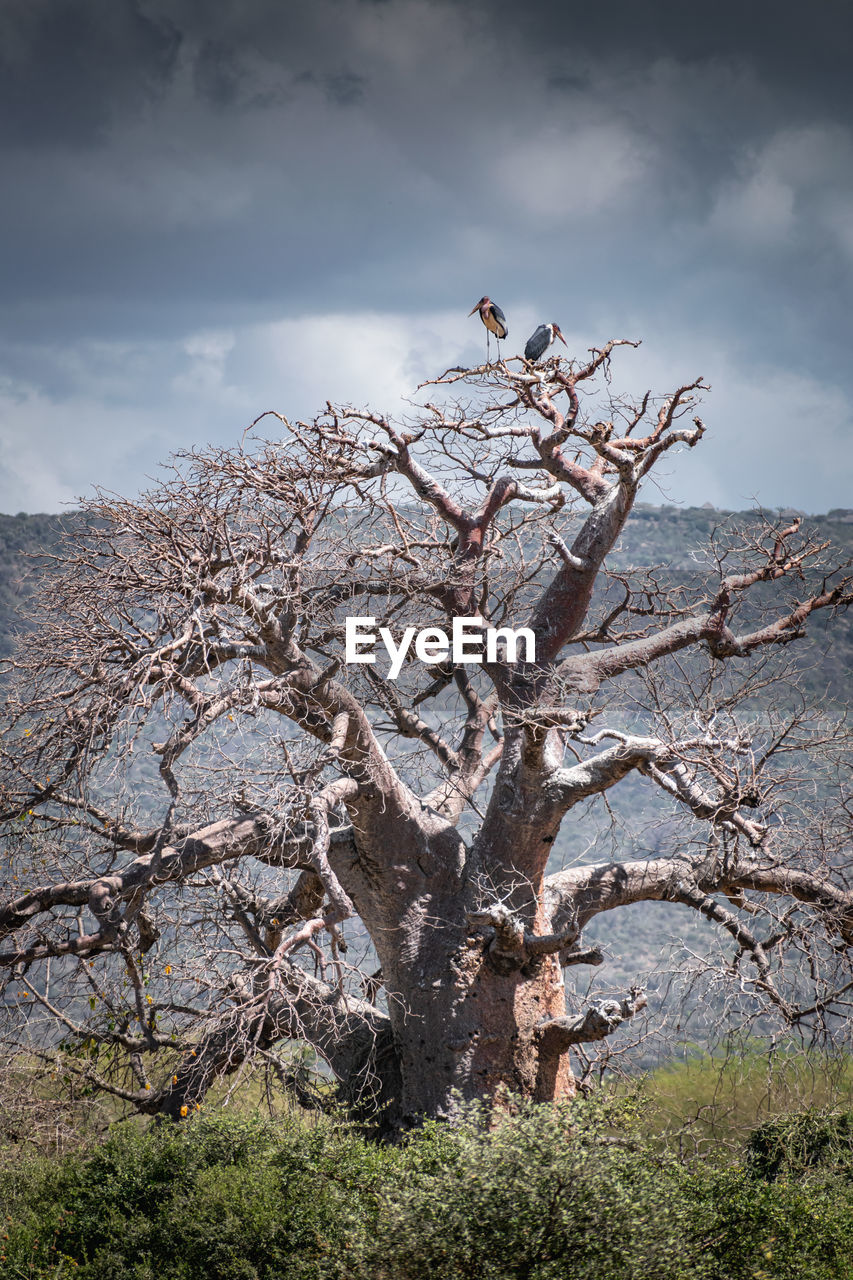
[524,322,568,363]
[469,295,508,360]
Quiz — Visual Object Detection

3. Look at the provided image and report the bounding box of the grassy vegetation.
[638,1049,853,1156]
[2,1064,853,1279]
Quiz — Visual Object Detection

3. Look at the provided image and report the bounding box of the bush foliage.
[2,1096,853,1280]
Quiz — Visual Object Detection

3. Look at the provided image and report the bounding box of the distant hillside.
[610,502,853,569]
[0,512,74,657]
[2,505,852,664]
[610,504,853,703]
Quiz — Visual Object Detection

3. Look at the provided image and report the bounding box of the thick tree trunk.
[379,929,574,1124]
[340,785,576,1123]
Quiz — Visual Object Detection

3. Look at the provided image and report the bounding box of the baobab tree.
[1,341,851,1131]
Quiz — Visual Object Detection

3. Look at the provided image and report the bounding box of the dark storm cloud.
[0,0,851,511]
[524,0,853,97]
[0,0,180,145]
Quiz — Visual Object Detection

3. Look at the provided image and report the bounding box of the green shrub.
[747,1111,853,1183]
[363,1096,701,1280]
[685,1166,853,1280]
[0,1113,385,1280]
[362,1097,853,1280]
[1,1099,853,1280]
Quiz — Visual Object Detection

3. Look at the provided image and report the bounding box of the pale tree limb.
[537,988,648,1054]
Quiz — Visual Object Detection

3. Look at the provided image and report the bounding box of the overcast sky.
[1,0,852,514]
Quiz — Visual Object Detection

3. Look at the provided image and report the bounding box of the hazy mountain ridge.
[3,504,851,668]
[0,512,82,658]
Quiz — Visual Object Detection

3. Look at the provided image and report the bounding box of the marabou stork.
[469,295,508,361]
[524,322,567,363]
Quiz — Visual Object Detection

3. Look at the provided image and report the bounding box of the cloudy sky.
[1,0,851,513]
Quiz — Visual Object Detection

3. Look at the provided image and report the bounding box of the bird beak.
[555,327,567,346]
[468,303,480,316]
